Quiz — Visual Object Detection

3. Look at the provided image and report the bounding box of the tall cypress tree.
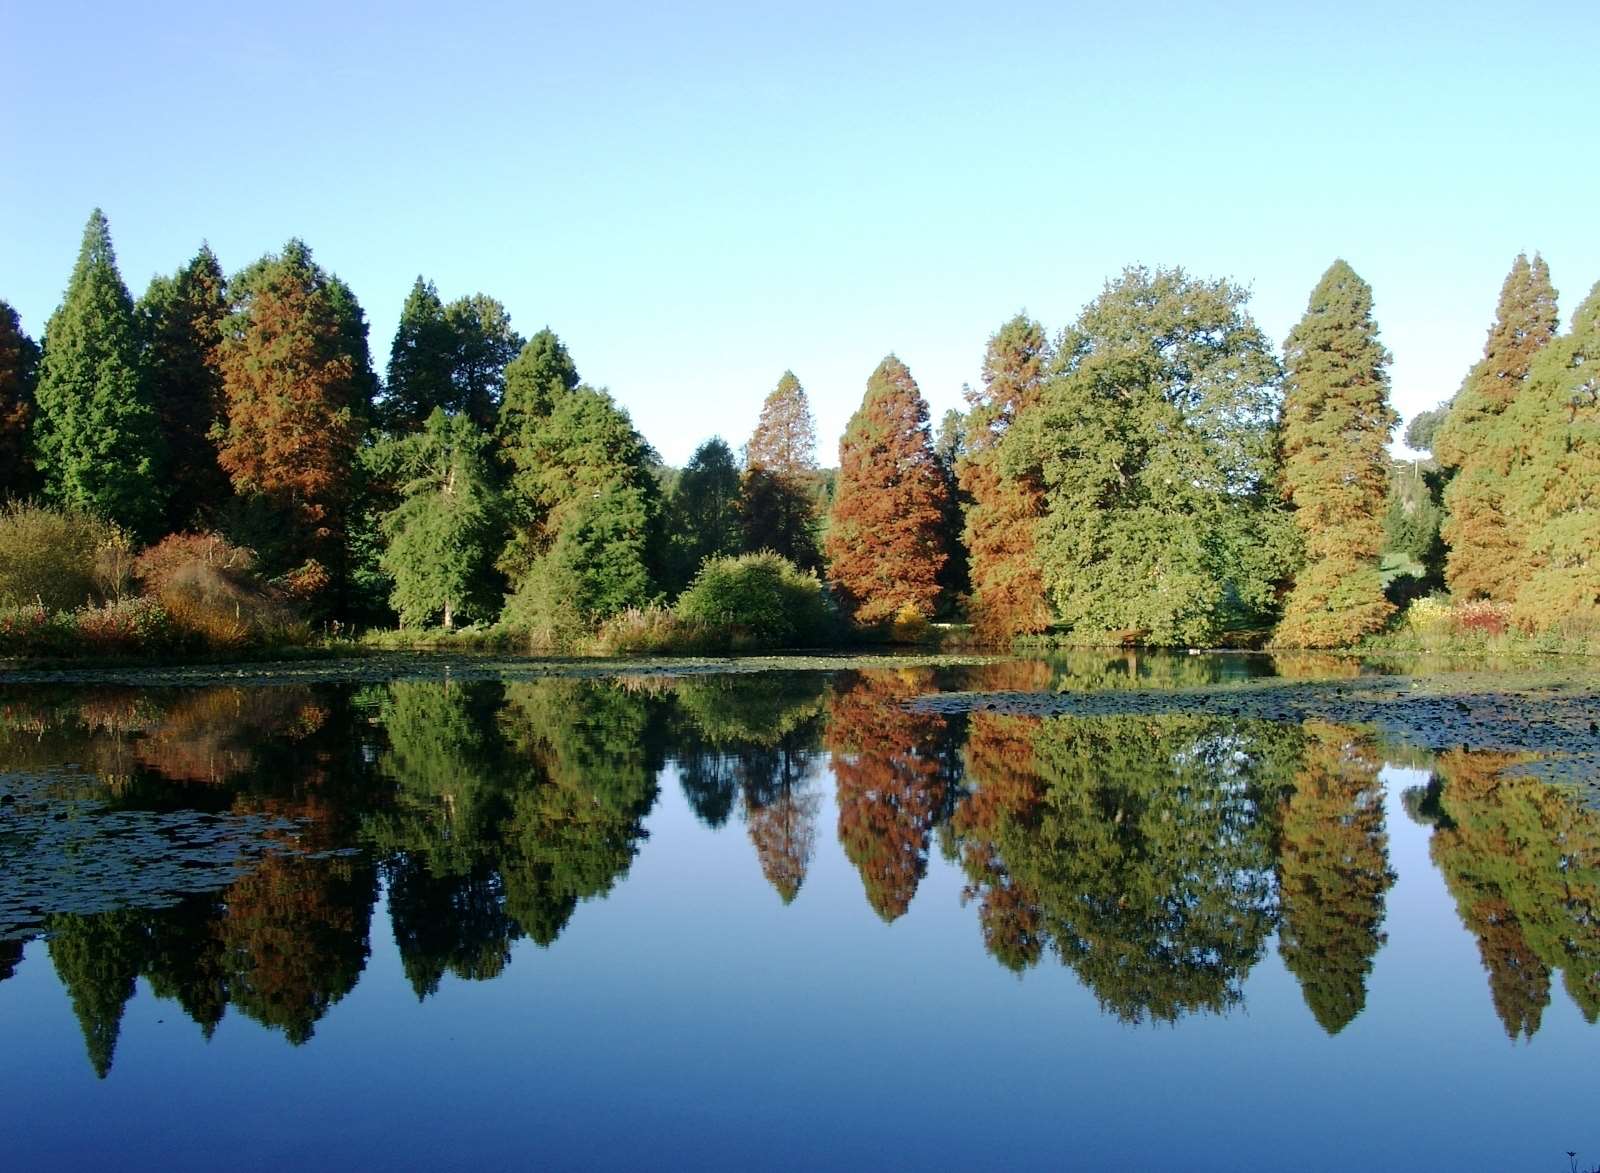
[1502,281,1600,631]
[664,436,742,594]
[139,244,229,531]
[959,313,1053,642]
[445,293,523,429]
[497,327,579,461]
[382,277,456,433]
[215,240,372,605]
[33,209,165,536]
[0,299,40,500]
[740,371,822,570]
[825,356,949,623]
[1275,260,1398,648]
[1435,254,1559,601]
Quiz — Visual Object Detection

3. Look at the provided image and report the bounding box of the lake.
[1,653,1596,1171]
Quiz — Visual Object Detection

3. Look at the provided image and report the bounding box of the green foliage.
[33,210,165,537]
[374,409,503,628]
[1275,261,1398,648]
[496,327,579,456]
[0,299,40,500]
[664,436,742,595]
[1006,267,1292,645]
[674,551,832,648]
[0,501,116,610]
[137,245,229,532]
[1403,403,1449,454]
[383,279,524,432]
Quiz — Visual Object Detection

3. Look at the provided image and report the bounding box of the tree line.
[1,210,1595,647]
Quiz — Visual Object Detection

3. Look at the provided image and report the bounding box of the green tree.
[138,244,230,532]
[825,356,950,623]
[496,327,579,461]
[959,313,1053,641]
[1435,254,1559,601]
[664,436,742,594]
[375,408,504,628]
[0,299,40,500]
[33,209,165,536]
[383,280,524,433]
[46,910,145,1078]
[501,385,662,640]
[1404,404,1449,454]
[1501,281,1600,630]
[739,371,822,570]
[1006,266,1291,645]
[1275,260,1398,648]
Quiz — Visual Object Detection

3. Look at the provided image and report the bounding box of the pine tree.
[664,436,742,594]
[958,313,1053,642]
[138,244,229,531]
[496,327,579,460]
[739,371,822,569]
[376,409,503,628]
[825,356,950,623]
[1435,254,1559,601]
[444,293,522,428]
[1275,260,1398,648]
[382,277,455,433]
[1502,281,1600,631]
[0,299,40,500]
[214,240,372,603]
[1006,267,1291,645]
[33,209,165,536]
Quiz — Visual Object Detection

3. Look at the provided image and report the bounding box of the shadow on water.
[1,651,1597,1078]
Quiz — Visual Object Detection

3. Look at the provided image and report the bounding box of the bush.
[0,502,116,611]
[1452,598,1512,637]
[0,598,176,658]
[674,552,832,649]
[887,601,931,644]
[134,532,306,650]
[500,553,590,652]
[588,606,718,655]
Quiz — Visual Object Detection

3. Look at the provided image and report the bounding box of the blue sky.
[5,0,1596,465]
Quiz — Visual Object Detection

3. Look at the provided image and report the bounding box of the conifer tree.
[1502,281,1600,631]
[382,277,455,433]
[33,210,165,536]
[739,370,822,570]
[0,299,40,500]
[959,313,1052,642]
[445,293,522,428]
[664,436,742,594]
[1434,254,1558,601]
[1006,267,1291,645]
[496,327,579,460]
[376,408,503,628]
[138,245,229,531]
[1275,260,1398,648]
[825,355,950,623]
[215,240,373,602]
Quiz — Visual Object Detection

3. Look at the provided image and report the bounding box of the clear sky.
[5,0,1596,465]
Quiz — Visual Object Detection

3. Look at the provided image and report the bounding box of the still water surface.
[1,656,1595,1170]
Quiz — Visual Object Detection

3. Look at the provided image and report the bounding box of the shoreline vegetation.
[2,215,1596,664]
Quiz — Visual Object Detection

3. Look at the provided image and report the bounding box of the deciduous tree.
[1275,261,1398,647]
[740,371,822,569]
[825,356,950,623]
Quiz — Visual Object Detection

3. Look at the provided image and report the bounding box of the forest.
[1,210,1596,656]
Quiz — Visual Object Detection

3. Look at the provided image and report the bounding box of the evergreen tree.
[664,436,742,594]
[383,281,523,433]
[1435,254,1559,601]
[958,313,1053,642]
[1275,260,1398,648]
[500,385,662,639]
[46,911,144,1078]
[496,327,579,460]
[933,406,969,607]
[0,299,40,500]
[1502,281,1600,630]
[138,244,229,531]
[739,371,822,570]
[825,355,950,623]
[33,209,165,536]
[214,240,373,605]
[1403,404,1449,454]
[1006,267,1291,645]
[375,408,503,628]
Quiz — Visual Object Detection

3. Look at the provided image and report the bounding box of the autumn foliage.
[825,357,950,624]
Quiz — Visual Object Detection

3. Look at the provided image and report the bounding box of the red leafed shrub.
[1452,599,1512,637]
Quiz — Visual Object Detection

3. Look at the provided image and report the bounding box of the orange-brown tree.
[740,370,822,570]
[0,299,39,500]
[958,314,1052,642]
[1434,254,1559,601]
[825,356,950,623]
[214,241,374,606]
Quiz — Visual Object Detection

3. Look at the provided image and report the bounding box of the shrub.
[500,553,590,653]
[674,552,832,648]
[589,606,717,655]
[887,601,931,644]
[70,597,176,654]
[0,502,115,611]
[1452,598,1512,637]
[134,532,306,650]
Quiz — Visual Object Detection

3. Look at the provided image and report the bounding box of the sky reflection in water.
[0,655,1595,1171]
